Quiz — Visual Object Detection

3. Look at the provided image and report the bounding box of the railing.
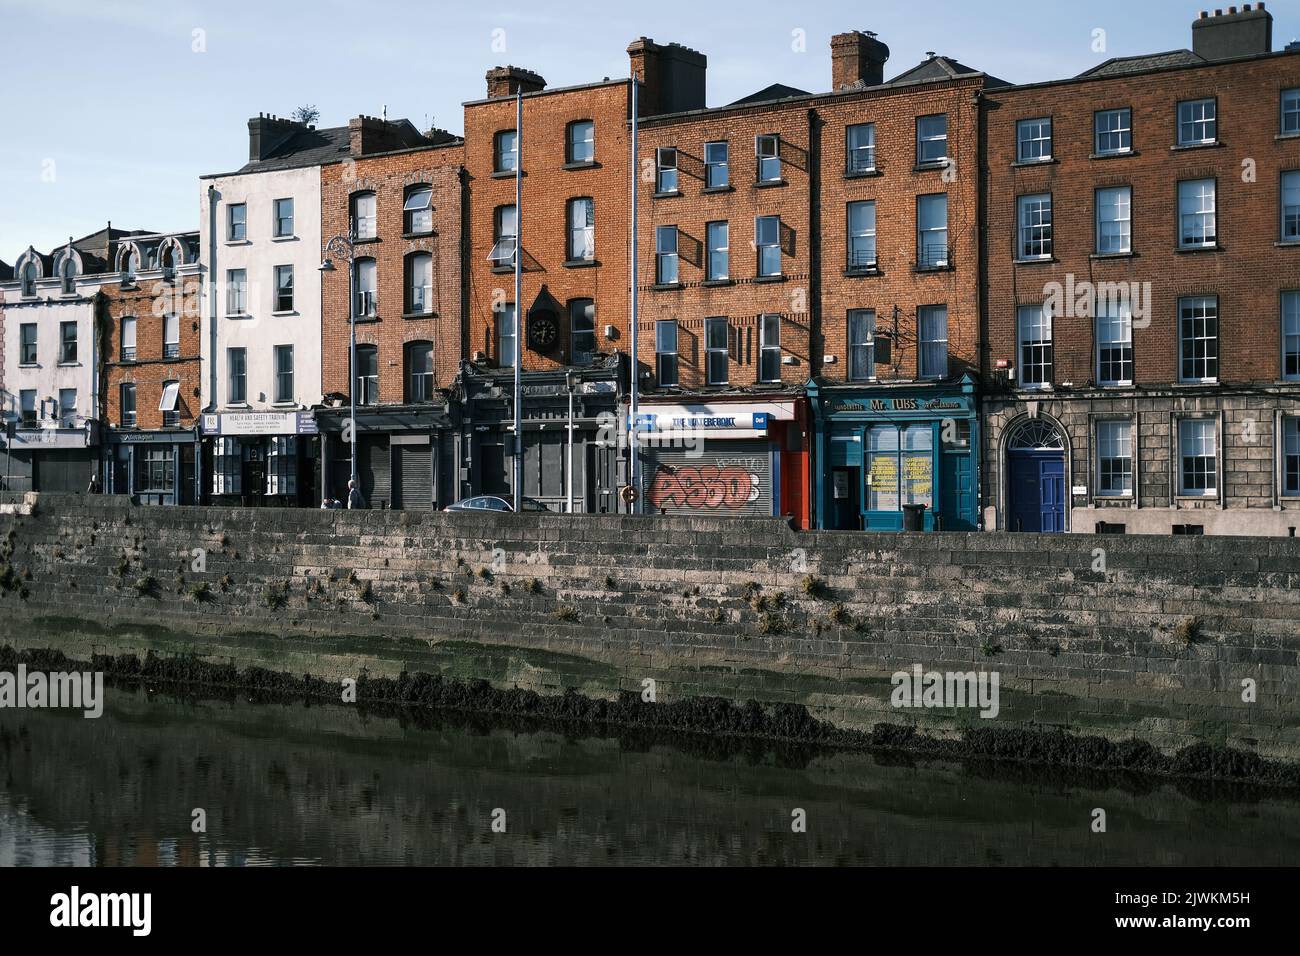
[847,248,878,270]
[120,347,137,362]
[847,148,876,174]
[916,244,953,270]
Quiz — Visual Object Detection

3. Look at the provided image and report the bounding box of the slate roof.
[236,124,352,174]
[1077,49,1207,78]
[0,260,11,282]
[887,55,1009,88]
[728,83,813,106]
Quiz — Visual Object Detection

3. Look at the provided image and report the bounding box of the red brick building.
[98,231,203,504]
[457,63,645,510]
[981,3,1300,534]
[315,116,464,509]
[634,33,994,529]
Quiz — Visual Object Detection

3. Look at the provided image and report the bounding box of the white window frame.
[1177,417,1217,497]
[403,186,433,235]
[655,147,678,193]
[918,306,948,379]
[756,216,782,276]
[848,309,875,382]
[1177,98,1216,146]
[847,200,877,269]
[705,141,729,188]
[407,252,433,315]
[120,382,137,427]
[495,130,518,172]
[1095,186,1132,255]
[759,314,782,383]
[496,305,516,368]
[1284,89,1300,136]
[274,345,294,404]
[226,268,247,316]
[274,264,294,312]
[1283,416,1300,497]
[163,312,180,360]
[1017,304,1053,389]
[706,220,729,281]
[352,191,377,240]
[846,123,876,174]
[1283,291,1300,381]
[655,225,679,284]
[1017,193,1052,260]
[916,114,948,165]
[1094,108,1132,155]
[227,203,246,241]
[1178,295,1218,384]
[1095,419,1134,497]
[160,380,180,426]
[705,316,729,386]
[273,197,294,238]
[568,120,595,164]
[567,197,595,261]
[755,134,781,182]
[489,204,518,267]
[353,258,377,317]
[916,194,948,268]
[227,347,247,404]
[655,319,679,387]
[121,316,137,362]
[1177,178,1216,248]
[1282,170,1300,243]
[1095,296,1133,386]
[1016,117,1052,162]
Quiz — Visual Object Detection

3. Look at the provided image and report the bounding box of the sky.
[2,0,1297,265]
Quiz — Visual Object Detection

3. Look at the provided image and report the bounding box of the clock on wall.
[528,310,558,351]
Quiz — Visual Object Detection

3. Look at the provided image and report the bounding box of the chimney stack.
[1193,2,1272,59]
[627,38,707,116]
[247,113,307,163]
[831,30,891,90]
[485,66,546,99]
[348,115,436,156]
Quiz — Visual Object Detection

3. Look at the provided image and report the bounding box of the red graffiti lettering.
[647,465,759,512]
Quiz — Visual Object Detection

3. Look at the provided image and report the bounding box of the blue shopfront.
[808,374,979,531]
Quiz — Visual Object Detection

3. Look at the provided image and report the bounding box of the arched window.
[120,248,137,282]
[60,256,77,294]
[405,341,433,403]
[159,242,177,279]
[403,185,433,234]
[20,261,37,297]
[405,252,433,314]
[1007,418,1064,451]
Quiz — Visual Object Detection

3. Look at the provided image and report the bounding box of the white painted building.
[0,229,127,491]
[199,114,334,505]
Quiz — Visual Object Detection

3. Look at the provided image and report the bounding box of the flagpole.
[628,77,641,514]
[513,87,523,513]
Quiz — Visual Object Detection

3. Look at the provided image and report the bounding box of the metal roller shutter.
[393,442,433,510]
[360,435,391,508]
[644,439,773,517]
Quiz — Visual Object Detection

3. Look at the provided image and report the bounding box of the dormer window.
[20,261,37,297]
[121,248,137,282]
[60,257,76,295]
[160,244,177,280]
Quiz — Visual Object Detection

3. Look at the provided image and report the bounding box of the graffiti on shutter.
[644,440,772,516]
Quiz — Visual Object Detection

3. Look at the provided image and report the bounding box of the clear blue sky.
[2,0,1296,265]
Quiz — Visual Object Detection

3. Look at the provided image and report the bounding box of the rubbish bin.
[901,503,926,531]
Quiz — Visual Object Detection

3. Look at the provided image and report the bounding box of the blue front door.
[1008,452,1065,532]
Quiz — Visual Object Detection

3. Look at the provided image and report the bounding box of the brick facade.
[463,77,632,371]
[319,136,465,399]
[981,43,1300,533]
[100,257,202,430]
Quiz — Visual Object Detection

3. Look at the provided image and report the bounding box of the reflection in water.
[2,686,1299,866]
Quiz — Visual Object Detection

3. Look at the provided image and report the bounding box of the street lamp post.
[565,369,579,513]
[319,235,357,492]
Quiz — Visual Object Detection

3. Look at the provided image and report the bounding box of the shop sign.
[202,411,317,436]
[832,397,965,413]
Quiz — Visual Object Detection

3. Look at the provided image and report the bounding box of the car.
[444,495,551,513]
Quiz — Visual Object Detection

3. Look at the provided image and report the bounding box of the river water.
[2,685,1299,866]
